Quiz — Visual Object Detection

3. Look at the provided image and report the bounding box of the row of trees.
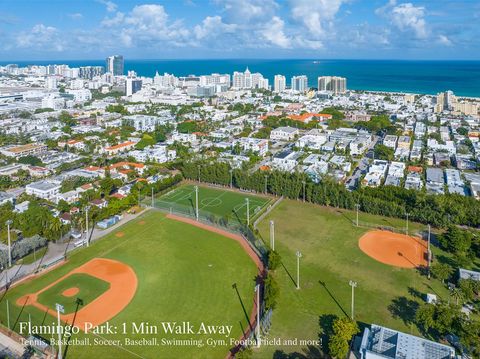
[180,160,480,228]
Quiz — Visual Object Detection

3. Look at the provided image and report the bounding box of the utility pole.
[56,303,64,359]
[349,280,357,320]
[296,251,302,290]
[246,198,250,226]
[85,206,90,247]
[270,220,275,251]
[195,186,199,221]
[255,284,261,348]
[355,204,360,227]
[6,220,12,267]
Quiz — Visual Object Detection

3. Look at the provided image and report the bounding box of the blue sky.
[0,0,479,60]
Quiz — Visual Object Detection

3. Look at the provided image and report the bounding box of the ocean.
[2,59,480,98]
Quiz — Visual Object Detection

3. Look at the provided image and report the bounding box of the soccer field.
[253,199,452,358]
[154,184,273,223]
[0,210,259,359]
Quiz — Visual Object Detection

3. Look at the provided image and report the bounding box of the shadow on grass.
[318,281,349,318]
[408,286,423,300]
[232,283,253,332]
[281,262,297,288]
[63,298,83,359]
[273,345,325,359]
[388,296,419,326]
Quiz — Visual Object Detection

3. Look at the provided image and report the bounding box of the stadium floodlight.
[270,220,275,251]
[296,251,302,289]
[264,175,268,194]
[85,206,91,247]
[349,280,357,320]
[255,284,261,348]
[427,224,431,279]
[246,198,250,226]
[355,203,360,227]
[56,303,65,359]
[229,169,233,188]
[405,212,409,235]
[194,186,199,221]
[6,219,12,267]
[6,299,9,329]
[197,165,201,183]
[302,180,306,202]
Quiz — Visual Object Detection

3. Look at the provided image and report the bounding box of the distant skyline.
[0,0,479,61]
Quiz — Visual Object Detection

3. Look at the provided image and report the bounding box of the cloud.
[16,24,64,51]
[101,4,190,48]
[194,16,237,40]
[437,34,452,46]
[218,0,278,23]
[97,0,117,13]
[260,16,291,48]
[377,1,428,39]
[290,0,347,38]
[68,13,83,20]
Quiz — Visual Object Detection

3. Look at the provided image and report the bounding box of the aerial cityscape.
[0,1,479,359]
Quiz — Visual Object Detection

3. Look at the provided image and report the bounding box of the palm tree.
[48,218,62,242]
[451,287,463,306]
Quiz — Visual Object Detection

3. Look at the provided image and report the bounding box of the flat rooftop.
[360,324,455,359]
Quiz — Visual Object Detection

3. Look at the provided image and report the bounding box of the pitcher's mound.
[62,287,80,297]
[359,230,427,268]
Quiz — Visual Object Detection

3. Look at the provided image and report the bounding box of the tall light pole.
[246,198,250,226]
[427,224,431,279]
[197,165,201,183]
[229,169,233,189]
[296,251,302,290]
[6,220,12,267]
[194,185,199,221]
[151,187,154,208]
[405,212,409,235]
[302,180,306,202]
[264,175,268,194]
[270,220,275,251]
[255,284,261,348]
[349,280,357,320]
[85,206,90,247]
[56,303,64,359]
[355,204,360,227]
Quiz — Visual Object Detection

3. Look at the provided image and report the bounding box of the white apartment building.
[383,135,398,149]
[270,126,299,141]
[291,75,308,93]
[235,138,269,156]
[317,76,347,94]
[274,75,286,93]
[26,180,61,201]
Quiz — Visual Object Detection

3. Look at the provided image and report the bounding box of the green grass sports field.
[253,199,452,358]
[154,184,273,223]
[0,210,258,358]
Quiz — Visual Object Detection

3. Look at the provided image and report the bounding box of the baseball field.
[253,199,452,358]
[0,209,260,358]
